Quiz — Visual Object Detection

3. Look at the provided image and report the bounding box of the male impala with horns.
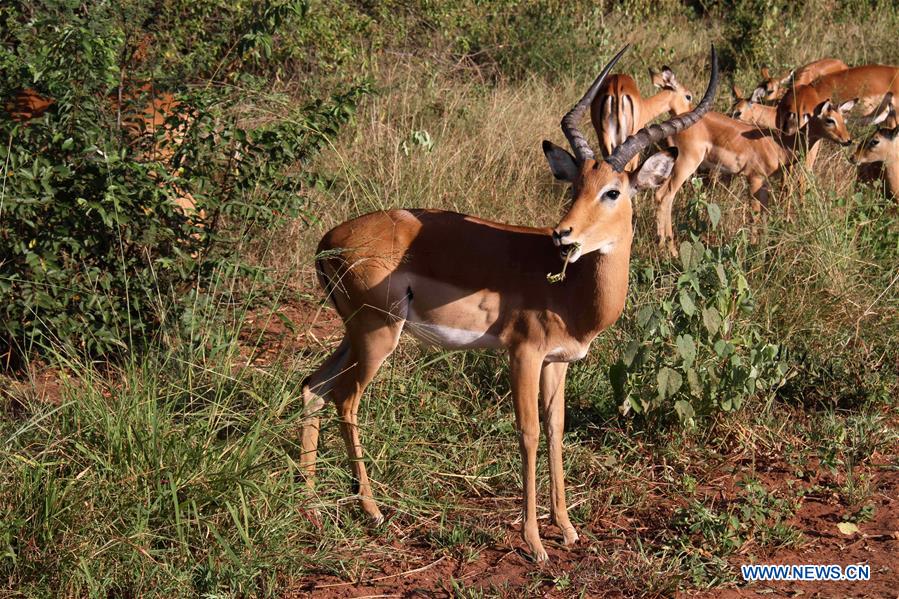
[299,46,720,562]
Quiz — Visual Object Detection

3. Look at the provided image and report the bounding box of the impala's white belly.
[544,343,589,363]
[402,280,503,350]
[405,318,502,349]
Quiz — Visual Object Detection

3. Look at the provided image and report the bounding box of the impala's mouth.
[559,242,582,263]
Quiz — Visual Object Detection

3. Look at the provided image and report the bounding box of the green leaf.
[837,522,860,535]
[637,305,654,328]
[706,202,721,229]
[622,340,640,367]
[715,264,728,286]
[674,399,695,421]
[657,367,683,400]
[679,241,693,271]
[679,289,696,316]
[686,367,702,395]
[702,307,722,335]
[609,361,628,399]
[676,334,696,367]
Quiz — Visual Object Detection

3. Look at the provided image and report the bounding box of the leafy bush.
[0,0,367,365]
[610,192,788,425]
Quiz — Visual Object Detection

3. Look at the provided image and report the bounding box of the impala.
[5,88,54,121]
[299,46,720,562]
[730,85,777,129]
[591,65,694,170]
[852,118,899,201]
[750,58,848,102]
[653,97,854,254]
[776,64,899,135]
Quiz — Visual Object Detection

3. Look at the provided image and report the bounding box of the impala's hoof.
[524,531,549,563]
[366,509,385,526]
[561,526,579,546]
[360,500,385,526]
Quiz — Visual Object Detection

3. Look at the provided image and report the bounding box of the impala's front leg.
[540,361,577,546]
[510,347,547,562]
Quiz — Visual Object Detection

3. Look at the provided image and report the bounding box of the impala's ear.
[760,66,771,79]
[838,98,857,114]
[779,69,795,85]
[813,99,833,117]
[750,87,766,103]
[732,84,743,100]
[631,148,677,190]
[542,140,579,182]
[657,67,678,90]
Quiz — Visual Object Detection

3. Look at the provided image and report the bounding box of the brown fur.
[590,69,692,170]
[653,102,854,253]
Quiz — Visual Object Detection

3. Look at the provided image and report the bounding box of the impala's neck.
[885,160,899,198]
[567,231,633,338]
[776,127,821,167]
[643,89,682,120]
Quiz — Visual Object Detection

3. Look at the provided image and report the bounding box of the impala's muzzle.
[552,227,582,262]
[552,227,572,247]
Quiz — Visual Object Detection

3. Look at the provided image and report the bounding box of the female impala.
[750,58,848,102]
[776,64,899,135]
[650,97,854,254]
[730,85,777,129]
[591,65,694,169]
[299,46,720,562]
[852,121,899,201]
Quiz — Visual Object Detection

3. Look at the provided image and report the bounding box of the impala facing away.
[653,97,854,253]
[750,58,848,102]
[591,65,694,169]
[299,46,720,562]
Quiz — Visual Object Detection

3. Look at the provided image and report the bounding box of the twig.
[314,555,446,589]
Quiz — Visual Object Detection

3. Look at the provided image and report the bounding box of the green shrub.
[610,191,788,426]
[0,0,367,365]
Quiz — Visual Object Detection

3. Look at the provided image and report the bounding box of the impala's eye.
[826,118,836,126]
[605,189,620,201]
[870,139,879,147]
[685,94,693,102]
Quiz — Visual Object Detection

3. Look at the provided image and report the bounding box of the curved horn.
[561,44,630,163]
[606,46,719,173]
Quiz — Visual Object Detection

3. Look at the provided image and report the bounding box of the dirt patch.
[287,467,899,598]
[684,464,899,599]
[239,298,344,365]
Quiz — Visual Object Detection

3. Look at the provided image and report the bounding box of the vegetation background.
[1,0,896,596]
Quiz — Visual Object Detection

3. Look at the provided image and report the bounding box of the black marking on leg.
[351,478,361,495]
[406,285,414,302]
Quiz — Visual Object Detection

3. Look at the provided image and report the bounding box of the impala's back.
[778,65,899,133]
[591,74,641,157]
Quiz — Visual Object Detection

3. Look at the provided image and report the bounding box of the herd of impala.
[299,44,899,564]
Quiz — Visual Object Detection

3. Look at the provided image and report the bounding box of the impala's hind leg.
[332,314,404,524]
[300,338,351,487]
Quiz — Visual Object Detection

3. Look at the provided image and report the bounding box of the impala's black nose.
[552,227,572,246]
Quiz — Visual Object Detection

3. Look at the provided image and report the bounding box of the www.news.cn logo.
[742,564,871,582]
